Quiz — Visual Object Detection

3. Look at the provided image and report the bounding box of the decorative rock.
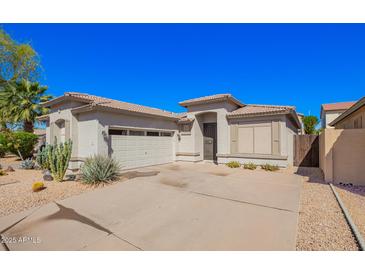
[43,170,54,181]
[6,166,15,172]
[65,174,76,181]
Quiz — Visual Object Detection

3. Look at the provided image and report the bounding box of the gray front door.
[203,123,217,161]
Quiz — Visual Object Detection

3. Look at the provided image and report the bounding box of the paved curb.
[329,183,365,251]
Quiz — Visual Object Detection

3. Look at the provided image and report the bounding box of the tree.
[0,28,41,85]
[0,80,52,132]
[302,115,319,134]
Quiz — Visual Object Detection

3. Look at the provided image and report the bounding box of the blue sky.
[2,24,365,117]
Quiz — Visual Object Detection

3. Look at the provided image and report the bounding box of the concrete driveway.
[0,162,302,251]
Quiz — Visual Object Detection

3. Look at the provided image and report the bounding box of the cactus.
[47,140,72,182]
[36,145,51,170]
[20,158,35,169]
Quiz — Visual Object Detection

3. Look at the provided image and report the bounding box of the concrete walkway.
[0,163,302,251]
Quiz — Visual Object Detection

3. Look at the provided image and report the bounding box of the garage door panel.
[111,135,173,170]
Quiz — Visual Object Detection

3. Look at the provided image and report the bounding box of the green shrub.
[36,145,51,170]
[81,155,120,184]
[0,131,38,159]
[47,140,72,182]
[20,158,35,169]
[260,164,279,172]
[0,134,7,157]
[0,146,5,158]
[226,161,241,168]
[243,162,257,170]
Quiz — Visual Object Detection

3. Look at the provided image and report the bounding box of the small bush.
[0,145,5,158]
[243,162,257,170]
[226,161,241,168]
[0,168,6,176]
[81,155,120,184]
[0,131,38,159]
[32,182,45,192]
[260,164,279,172]
[20,158,35,169]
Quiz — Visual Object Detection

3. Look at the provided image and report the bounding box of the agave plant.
[20,158,35,169]
[81,155,120,184]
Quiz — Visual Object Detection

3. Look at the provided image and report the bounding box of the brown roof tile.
[59,92,179,119]
[179,93,244,107]
[227,104,295,118]
[321,101,355,111]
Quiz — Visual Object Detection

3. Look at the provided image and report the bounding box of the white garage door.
[111,134,174,170]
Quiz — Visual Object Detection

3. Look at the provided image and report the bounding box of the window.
[161,132,172,137]
[109,129,127,135]
[147,131,159,136]
[129,130,144,136]
[354,117,362,129]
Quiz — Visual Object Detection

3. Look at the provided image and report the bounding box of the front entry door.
[203,123,217,161]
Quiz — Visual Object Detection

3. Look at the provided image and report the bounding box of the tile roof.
[321,101,356,111]
[50,92,179,119]
[227,104,295,118]
[179,93,244,107]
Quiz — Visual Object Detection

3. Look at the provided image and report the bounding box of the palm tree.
[0,79,52,132]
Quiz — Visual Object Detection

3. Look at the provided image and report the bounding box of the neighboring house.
[297,113,305,134]
[320,101,355,128]
[329,96,365,129]
[39,92,301,170]
[319,96,365,186]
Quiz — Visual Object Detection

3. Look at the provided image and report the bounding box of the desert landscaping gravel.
[295,167,359,251]
[0,156,101,217]
[334,184,365,242]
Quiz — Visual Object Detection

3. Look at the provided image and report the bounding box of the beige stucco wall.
[319,128,365,185]
[219,114,296,167]
[334,105,365,129]
[47,101,85,158]
[177,101,239,161]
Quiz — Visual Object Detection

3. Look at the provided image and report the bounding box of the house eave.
[179,96,244,108]
[41,95,91,107]
[226,109,302,129]
[71,104,179,121]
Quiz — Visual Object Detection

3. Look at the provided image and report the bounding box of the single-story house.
[320,101,355,128]
[39,92,301,170]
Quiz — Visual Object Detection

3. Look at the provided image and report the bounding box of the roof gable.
[43,92,179,120]
[179,94,244,108]
[227,104,301,129]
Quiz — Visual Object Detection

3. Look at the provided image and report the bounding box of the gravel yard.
[0,156,97,217]
[334,184,365,241]
[295,167,359,251]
